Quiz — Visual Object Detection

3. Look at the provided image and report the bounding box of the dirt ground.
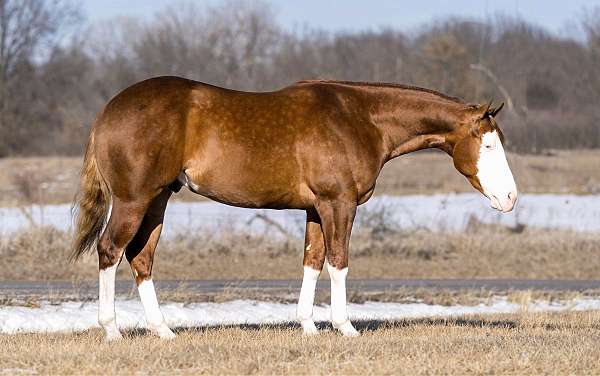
[1,149,599,206]
[1,310,599,375]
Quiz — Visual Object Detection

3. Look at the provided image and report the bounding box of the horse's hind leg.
[297,208,326,335]
[97,198,149,341]
[125,189,174,339]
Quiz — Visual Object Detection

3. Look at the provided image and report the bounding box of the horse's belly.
[183,164,311,209]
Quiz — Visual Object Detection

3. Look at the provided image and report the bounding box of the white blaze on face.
[476,131,518,212]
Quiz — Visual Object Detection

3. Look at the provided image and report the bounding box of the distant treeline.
[1,0,599,156]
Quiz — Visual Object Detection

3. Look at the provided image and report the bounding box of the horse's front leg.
[315,198,359,337]
[297,209,326,335]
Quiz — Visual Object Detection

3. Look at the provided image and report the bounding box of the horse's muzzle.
[490,191,518,213]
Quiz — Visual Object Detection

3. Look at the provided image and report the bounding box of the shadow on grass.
[122,317,518,338]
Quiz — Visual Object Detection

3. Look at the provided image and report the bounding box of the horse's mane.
[298,79,463,104]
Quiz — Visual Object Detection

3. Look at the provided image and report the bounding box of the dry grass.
[1,150,599,206]
[1,311,600,374]
[0,157,81,206]
[2,223,600,282]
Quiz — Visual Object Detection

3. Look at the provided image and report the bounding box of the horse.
[72,77,517,340]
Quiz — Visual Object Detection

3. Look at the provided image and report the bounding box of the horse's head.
[450,102,517,213]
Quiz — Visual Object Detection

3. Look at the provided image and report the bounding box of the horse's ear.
[476,101,504,119]
[478,101,492,119]
[490,102,504,117]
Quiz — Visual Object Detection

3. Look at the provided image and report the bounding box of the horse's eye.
[485,144,493,150]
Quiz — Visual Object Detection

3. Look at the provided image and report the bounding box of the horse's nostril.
[508,192,515,201]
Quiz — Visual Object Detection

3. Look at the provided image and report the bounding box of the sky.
[84,0,598,37]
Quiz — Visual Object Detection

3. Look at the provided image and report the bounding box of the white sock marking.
[137,279,175,339]
[98,263,121,340]
[297,266,320,335]
[326,261,358,336]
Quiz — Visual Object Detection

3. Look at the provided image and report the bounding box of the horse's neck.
[356,86,465,160]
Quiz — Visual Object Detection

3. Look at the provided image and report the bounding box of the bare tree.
[470,63,516,114]
[94,0,282,91]
[1,1,599,156]
[0,0,78,89]
[0,0,80,156]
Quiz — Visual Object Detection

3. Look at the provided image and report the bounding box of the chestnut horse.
[72,77,517,340]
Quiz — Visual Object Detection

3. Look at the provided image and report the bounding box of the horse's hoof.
[300,319,319,336]
[334,321,359,337]
[104,330,123,342]
[152,325,176,339]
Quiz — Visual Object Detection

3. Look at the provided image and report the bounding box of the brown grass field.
[1,149,599,206]
[1,311,600,375]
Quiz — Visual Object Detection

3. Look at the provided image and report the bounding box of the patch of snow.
[1,298,599,334]
[1,194,599,237]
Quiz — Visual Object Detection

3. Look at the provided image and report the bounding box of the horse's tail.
[70,128,110,261]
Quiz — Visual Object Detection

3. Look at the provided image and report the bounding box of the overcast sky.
[84,0,597,37]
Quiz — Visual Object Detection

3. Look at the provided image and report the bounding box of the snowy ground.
[2,297,600,334]
[1,193,600,237]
